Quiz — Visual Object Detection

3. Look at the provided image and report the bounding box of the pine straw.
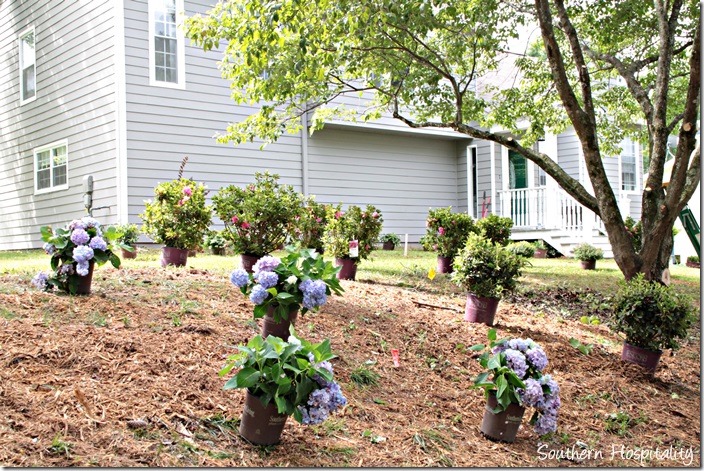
[0,267,699,467]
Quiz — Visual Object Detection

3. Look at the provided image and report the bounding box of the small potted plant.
[451,233,527,326]
[205,230,228,255]
[610,274,695,373]
[294,196,330,254]
[421,207,476,273]
[476,214,514,246]
[572,243,604,270]
[220,332,347,445]
[379,233,401,251]
[140,176,212,267]
[230,247,344,337]
[470,329,560,442]
[33,216,123,295]
[213,171,302,272]
[532,240,547,258]
[686,255,700,268]
[114,223,140,259]
[322,204,383,280]
[506,241,536,258]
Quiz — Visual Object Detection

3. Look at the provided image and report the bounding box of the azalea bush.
[294,196,330,253]
[220,332,347,424]
[572,243,604,262]
[140,178,212,249]
[213,171,302,256]
[421,207,476,258]
[230,247,344,322]
[32,216,123,294]
[471,329,560,435]
[322,204,383,260]
[379,233,401,246]
[476,214,513,246]
[114,223,139,246]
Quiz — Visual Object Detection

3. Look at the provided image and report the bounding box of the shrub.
[212,171,303,256]
[114,223,139,246]
[610,274,695,351]
[451,233,527,299]
[421,207,476,258]
[687,255,699,263]
[323,204,383,260]
[295,196,330,253]
[379,233,401,246]
[140,177,212,250]
[572,243,604,262]
[507,241,536,258]
[204,230,228,250]
[476,214,513,246]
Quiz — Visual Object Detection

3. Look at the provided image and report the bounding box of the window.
[34,141,68,193]
[19,27,36,103]
[620,139,637,192]
[149,0,185,87]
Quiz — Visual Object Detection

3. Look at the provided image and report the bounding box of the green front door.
[509,150,528,223]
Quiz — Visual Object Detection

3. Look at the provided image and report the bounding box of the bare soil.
[0,267,700,467]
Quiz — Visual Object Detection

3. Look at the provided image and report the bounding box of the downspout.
[301,111,309,196]
[114,0,128,222]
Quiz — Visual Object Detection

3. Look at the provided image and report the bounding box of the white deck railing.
[498,188,604,234]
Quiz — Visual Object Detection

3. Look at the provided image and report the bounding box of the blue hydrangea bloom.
[526,346,548,371]
[70,228,91,245]
[252,256,281,274]
[300,279,328,309]
[297,381,347,425]
[88,236,107,251]
[81,216,101,229]
[76,261,91,277]
[517,378,544,407]
[230,269,250,288]
[31,272,49,290]
[43,242,56,255]
[68,219,86,231]
[59,264,75,275]
[534,411,558,435]
[255,271,279,289]
[249,284,269,305]
[504,349,528,378]
[507,338,532,352]
[73,245,94,263]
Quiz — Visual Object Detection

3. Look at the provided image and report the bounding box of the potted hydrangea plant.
[322,204,383,280]
[114,223,140,259]
[421,207,476,273]
[213,171,302,272]
[204,230,228,255]
[379,233,401,251]
[294,196,330,254]
[140,177,212,267]
[610,274,695,373]
[532,240,548,258]
[33,216,123,295]
[572,243,604,270]
[230,247,344,337]
[220,332,347,445]
[451,233,527,326]
[470,329,560,442]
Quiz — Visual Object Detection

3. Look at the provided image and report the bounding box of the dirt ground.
[0,266,700,467]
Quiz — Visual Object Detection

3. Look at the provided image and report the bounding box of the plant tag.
[349,240,359,258]
[427,268,436,280]
[391,348,400,367]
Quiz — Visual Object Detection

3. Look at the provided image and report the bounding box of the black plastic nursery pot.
[239,391,288,445]
[335,257,358,280]
[621,342,662,373]
[261,306,298,339]
[436,255,453,274]
[240,253,261,274]
[161,247,188,267]
[480,393,526,443]
[464,294,500,326]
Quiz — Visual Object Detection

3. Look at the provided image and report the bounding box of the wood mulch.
[0,267,700,467]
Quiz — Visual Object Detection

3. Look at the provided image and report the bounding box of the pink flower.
[372,212,379,219]
[241,222,251,229]
[183,187,192,196]
[248,185,255,191]
[438,227,445,235]
[177,199,185,206]
[335,211,343,219]
[231,216,239,224]
[362,213,367,218]
[315,217,322,223]
[295,216,300,221]
[365,244,370,250]
[433,244,438,251]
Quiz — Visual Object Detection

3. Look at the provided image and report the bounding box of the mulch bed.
[0,267,700,467]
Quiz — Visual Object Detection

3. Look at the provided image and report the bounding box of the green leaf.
[487,329,497,341]
[495,374,508,399]
[568,337,581,348]
[234,367,261,388]
[274,395,288,414]
[469,343,485,351]
[486,353,501,371]
[109,253,121,268]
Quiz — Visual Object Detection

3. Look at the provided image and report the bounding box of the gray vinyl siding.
[474,139,493,217]
[123,0,304,228]
[306,127,464,242]
[557,130,582,181]
[456,144,468,213]
[0,0,118,250]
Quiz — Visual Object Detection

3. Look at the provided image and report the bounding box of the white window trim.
[33,140,69,195]
[148,0,186,89]
[618,139,640,195]
[467,145,478,218]
[18,25,37,105]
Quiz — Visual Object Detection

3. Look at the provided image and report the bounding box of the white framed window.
[148,0,185,88]
[19,26,36,104]
[620,139,638,192]
[34,141,68,194]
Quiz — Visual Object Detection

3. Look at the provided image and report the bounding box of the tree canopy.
[186,0,700,281]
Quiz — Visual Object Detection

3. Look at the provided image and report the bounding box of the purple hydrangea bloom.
[76,261,91,277]
[70,228,91,245]
[59,264,75,275]
[32,272,50,290]
[540,374,560,396]
[297,381,347,425]
[526,346,548,371]
[68,219,87,231]
[255,271,279,289]
[43,243,56,255]
[504,348,528,378]
[81,216,101,229]
[252,256,281,274]
[507,338,532,352]
[88,236,108,251]
[491,342,508,355]
[517,378,543,407]
[534,411,558,435]
[300,279,328,309]
[73,245,94,263]
[249,284,269,305]
[230,269,250,288]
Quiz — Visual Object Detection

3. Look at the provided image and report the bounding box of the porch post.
[540,133,560,229]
